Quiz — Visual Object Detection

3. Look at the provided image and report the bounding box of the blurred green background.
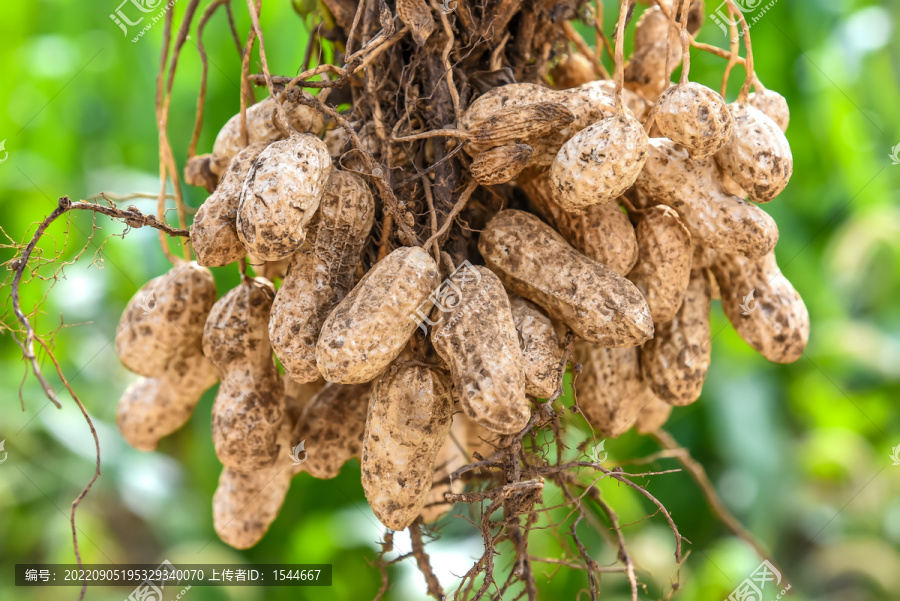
[1,0,899,599]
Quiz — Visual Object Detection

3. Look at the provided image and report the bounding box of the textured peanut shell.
[116,260,217,377]
[116,347,219,452]
[461,82,645,165]
[397,0,435,46]
[550,114,649,211]
[465,102,575,154]
[574,342,645,438]
[213,454,292,549]
[519,167,638,276]
[191,143,268,267]
[635,138,779,258]
[627,205,693,324]
[654,82,734,159]
[551,54,595,89]
[210,94,325,176]
[748,89,790,132]
[237,134,332,261]
[479,210,654,347]
[361,365,454,530]
[431,267,530,435]
[470,144,533,185]
[711,251,809,363]
[316,247,441,384]
[270,171,375,383]
[634,393,673,435]
[715,103,793,203]
[292,382,373,478]
[641,270,711,406]
[509,295,564,399]
[204,278,285,470]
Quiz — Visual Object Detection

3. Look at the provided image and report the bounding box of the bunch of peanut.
[115,1,807,548]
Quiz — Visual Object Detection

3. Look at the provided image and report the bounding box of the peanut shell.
[509,295,564,399]
[550,114,649,211]
[653,82,734,159]
[292,382,373,478]
[715,103,793,203]
[710,251,809,363]
[204,278,285,470]
[210,94,325,176]
[519,167,639,276]
[397,0,435,46]
[116,346,219,452]
[551,54,596,89]
[316,247,441,384]
[635,138,779,258]
[237,134,332,261]
[116,260,217,377]
[574,342,645,438]
[748,88,790,132]
[627,205,693,324]
[470,144,534,185]
[213,446,292,549]
[361,365,454,530]
[270,170,375,383]
[478,210,654,347]
[634,393,673,435]
[641,270,711,406]
[431,266,530,435]
[466,102,576,154]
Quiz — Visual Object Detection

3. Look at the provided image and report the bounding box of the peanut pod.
[236,134,332,261]
[431,266,530,435]
[479,210,653,347]
[116,260,216,377]
[627,205,693,324]
[292,382,373,478]
[316,246,441,384]
[715,102,793,203]
[204,278,285,470]
[116,346,219,452]
[509,295,564,400]
[711,251,809,363]
[635,138,779,259]
[210,93,324,176]
[574,342,646,438]
[519,167,638,276]
[361,365,453,530]
[641,270,712,406]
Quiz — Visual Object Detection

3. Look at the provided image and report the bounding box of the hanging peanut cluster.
[112,0,808,565]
